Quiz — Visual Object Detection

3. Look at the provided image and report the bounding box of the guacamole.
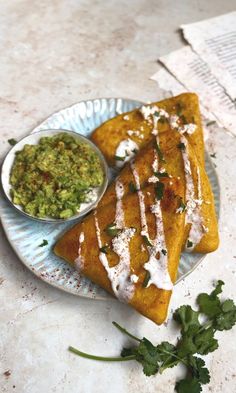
[10,133,104,219]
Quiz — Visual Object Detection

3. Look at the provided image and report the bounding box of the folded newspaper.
[151,12,236,136]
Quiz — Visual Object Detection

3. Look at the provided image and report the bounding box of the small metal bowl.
[1,129,108,223]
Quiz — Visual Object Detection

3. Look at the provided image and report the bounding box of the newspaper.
[157,46,236,135]
[151,12,236,136]
[181,12,236,101]
[151,67,219,126]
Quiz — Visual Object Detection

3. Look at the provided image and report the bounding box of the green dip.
[10,133,104,219]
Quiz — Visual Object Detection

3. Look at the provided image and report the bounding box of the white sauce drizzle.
[179,123,197,135]
[140,105,169,136]
[130,160,149,238]
[144,203,173,290]
[130,274,139,283]
[127,130,144,139]
[94,180,136,302]
[148,175,158,183]
[180,136,205,251]
[169,114,197,135]
[130,157,173,290]
[115,180,125,228]
[169,115,179,129]
[74,232,85,271]
[115,138,139,168]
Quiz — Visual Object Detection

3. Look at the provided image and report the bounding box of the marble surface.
[0,1,236,392]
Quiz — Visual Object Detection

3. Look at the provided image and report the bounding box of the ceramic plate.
[0,98,220,299]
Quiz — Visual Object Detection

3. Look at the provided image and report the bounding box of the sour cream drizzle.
[130,145,173,290]
[74,232,85,271]
[94,180,135,302]
[140,105,169,136]
[180,136,204,251]
[130,160,149,238]
[115,138,139,168]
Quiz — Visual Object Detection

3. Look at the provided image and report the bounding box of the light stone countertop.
[0,1,236,392]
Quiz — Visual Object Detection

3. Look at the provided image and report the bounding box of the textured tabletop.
[0,1,236,392]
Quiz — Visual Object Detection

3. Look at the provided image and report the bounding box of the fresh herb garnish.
[129,182,138,193]
[69,281,236,393]
[159,116,168,124]
[115,155,126,162]
[154,181,165,200]
[187,240,193,248]
[105,223,120,237]
[8,138,17,146]
[210,153,216,158]
[177,199,186,213]
[99,245,109,254]
[154,111,160,117]
[154,171,169,178]
[38,239,48,247]
[176,103,183,116]
[179,115,187,124]
[143,235,152,247]
[177,142,186,150]
[206,120,216,127]
[142,271,151,287]
[161,249,167,255]
[154,140,165,163]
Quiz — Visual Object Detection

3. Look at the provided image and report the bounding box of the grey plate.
[0,97,220,299]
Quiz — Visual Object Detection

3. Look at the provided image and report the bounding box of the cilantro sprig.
[69,281,236,393]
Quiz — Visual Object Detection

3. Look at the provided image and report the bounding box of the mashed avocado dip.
[10,133,104,219]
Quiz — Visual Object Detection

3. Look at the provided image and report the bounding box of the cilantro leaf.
[211,280,224,297]
[206,120,216,127]
[99,245,109,254]
[122,338,161,376]
[115,155,125,161]
[215,304,236,331]
[174,305,201,335]
[176,103,183,117]
[105,223,120,237]
[154,141,165,162]
[142,271,151,288]
[197,280,224,318]
[177,334,197,358]
[8,138,17,146]
[154,181,165,200]
[175,377,202,393]
[194,328,218,355]
[189,356,210,385]
[129,182,137,193]
[156,342,177,370]
[187,240,193,248]
[38,239,48,247]
[154,171,169,178]
[177,142,186,150]
[143,235,152,247]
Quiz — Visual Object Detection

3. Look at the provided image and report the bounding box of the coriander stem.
[112,321,141,342]
[69,346,136,362]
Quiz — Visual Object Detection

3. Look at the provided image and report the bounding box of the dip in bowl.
[1,130,108,223]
